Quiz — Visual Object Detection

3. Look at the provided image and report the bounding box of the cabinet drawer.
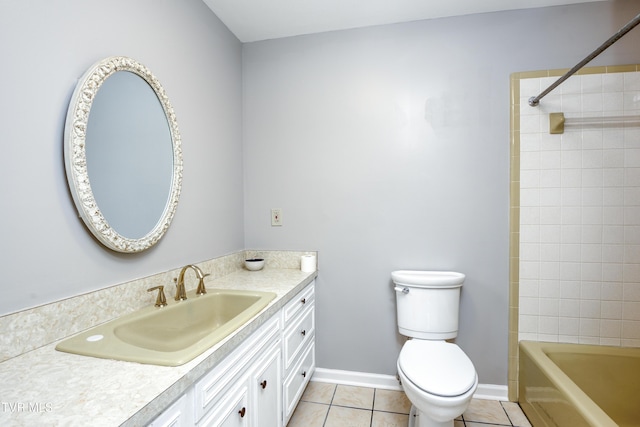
[283,342,315,423]
[283,283,314,322]
[283,304,314,370]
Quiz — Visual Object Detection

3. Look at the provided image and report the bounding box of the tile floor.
[288,382,531,427]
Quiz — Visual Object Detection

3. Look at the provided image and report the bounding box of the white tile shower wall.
[518,71,640,347]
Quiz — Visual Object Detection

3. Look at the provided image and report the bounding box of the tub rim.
[519,340,623,427]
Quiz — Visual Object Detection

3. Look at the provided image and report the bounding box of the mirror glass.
[85,71,174,239]
[64,57,183,252]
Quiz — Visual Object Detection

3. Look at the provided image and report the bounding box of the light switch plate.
[271,208,282,226]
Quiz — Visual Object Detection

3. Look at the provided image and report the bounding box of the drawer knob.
[301,298,306,304]
[301,329,306,336]
[238,407,246,418]
[301,371,307,378]
[260,380,268,389]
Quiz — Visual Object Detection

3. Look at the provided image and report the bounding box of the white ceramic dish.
[245,258,265,271]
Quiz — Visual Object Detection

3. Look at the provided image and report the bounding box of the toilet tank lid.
[398,340,476,397]
[391,271,465,288]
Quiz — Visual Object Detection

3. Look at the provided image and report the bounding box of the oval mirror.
[64,56,183,253]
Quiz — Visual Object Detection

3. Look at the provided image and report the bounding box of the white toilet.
[391,270,478,427]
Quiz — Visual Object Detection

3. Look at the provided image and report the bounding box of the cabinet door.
[198,383,250,427]
[252,342,282,427]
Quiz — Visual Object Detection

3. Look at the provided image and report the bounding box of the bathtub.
[518,340,640,427]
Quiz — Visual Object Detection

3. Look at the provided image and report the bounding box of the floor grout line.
[292,382,530,427]
[500,401,514,426]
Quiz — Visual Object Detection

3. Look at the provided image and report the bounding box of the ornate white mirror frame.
[64,56,183,253]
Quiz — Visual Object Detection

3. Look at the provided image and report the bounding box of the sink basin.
[56,288,276,366]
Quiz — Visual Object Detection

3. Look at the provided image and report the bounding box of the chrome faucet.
[174,264,209,300]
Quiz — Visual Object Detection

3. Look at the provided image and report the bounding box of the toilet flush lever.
[394,286,410,294]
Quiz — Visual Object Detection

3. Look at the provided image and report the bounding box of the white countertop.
[0,268,316,427]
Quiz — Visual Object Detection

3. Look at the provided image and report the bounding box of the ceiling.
[202,0,605,43]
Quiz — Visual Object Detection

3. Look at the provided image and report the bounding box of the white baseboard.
[311,368,403,391]
[473,383,508,401]
[311,368,508,401]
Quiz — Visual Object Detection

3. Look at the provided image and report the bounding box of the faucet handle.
[196,273,211,295]
[147,286,168,307]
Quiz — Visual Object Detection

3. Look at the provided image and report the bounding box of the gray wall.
[0,0,243,314]
[242,1,640,385]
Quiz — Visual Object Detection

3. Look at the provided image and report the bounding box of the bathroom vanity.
[0,265,316,427]
[149,282,315,426]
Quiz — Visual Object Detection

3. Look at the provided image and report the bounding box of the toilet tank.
[391,271,465,340]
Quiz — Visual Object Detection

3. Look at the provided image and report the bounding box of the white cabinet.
[148,392,193,427]
[195,316,281,427]
[199,382,249,427]
[251,340,282,426]
[198,342,281,427]
[282,285,316,425]
[149,281,315,427]
[283,342,315,423]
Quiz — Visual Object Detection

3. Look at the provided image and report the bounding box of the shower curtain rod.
[528,12,640,107]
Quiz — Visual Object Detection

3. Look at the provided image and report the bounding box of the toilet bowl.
[391,270,478,427]
[397,340,477,427]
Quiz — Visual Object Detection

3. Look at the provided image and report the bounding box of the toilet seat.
[398,340,476,397]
